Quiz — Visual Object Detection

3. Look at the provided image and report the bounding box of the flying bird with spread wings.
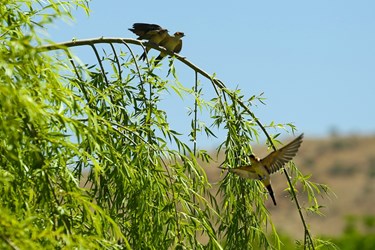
[129,23,184,63]
[221,134,304,205]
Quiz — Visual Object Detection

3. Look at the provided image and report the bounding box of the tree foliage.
[1,1,334,249]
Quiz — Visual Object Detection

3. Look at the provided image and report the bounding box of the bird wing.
[143,30,164,44]
[129,23,164,39]
[221,165,278,205]
[261,133,304,174]
[159,33,173,48]
[152,30,168,44]
[132,23,163,31]
[173,40,183,53]
[142,29,159,39]
[228,166,259,179]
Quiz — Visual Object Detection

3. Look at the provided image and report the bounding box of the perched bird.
[129,23,185,64]
[129,23,169,61]
[155,31,185,64]
[139,29,168,61]
[221,134,304,205]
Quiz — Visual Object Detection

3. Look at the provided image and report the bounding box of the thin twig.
[191,71,199,212]
[120,41,144,85]
[109,121,183,244]
[193,71,199,153]
[109,43,122,82]
[0,235,20,250]
[89,44,109,86]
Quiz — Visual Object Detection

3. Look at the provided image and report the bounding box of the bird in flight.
[129,23,184,63]
[221,134,304,205]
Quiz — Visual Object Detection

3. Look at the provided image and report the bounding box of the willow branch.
[38,37,315,248]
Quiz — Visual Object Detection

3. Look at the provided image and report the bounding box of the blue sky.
[46,0,375,147]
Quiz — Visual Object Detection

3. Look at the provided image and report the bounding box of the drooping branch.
[38,37,315,249]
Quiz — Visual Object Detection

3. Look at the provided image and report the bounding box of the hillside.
[203,134,375,238]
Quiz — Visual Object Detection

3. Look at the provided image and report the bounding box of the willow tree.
[0,1,335,249]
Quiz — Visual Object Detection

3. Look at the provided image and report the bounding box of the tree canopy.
[0,1,334,249]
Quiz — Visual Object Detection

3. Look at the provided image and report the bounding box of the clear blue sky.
[47,0,375,146]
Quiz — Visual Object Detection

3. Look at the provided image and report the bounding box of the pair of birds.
[129,23,184,63]
[221,134,304,206]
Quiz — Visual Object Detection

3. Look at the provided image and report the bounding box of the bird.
[139,29,168,61]
[154,31,185,64]
[129,23,169,61]
[220,134,304,206]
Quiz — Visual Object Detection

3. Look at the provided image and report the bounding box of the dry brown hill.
[204,134,375,238]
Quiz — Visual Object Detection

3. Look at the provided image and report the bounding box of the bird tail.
[265,184,277,206]
[140,51,147,61]
[154,54,164,65]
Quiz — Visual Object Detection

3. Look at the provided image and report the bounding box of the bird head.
[174,32,185,38]
[159,29,169,36]
[249,154,260,163]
